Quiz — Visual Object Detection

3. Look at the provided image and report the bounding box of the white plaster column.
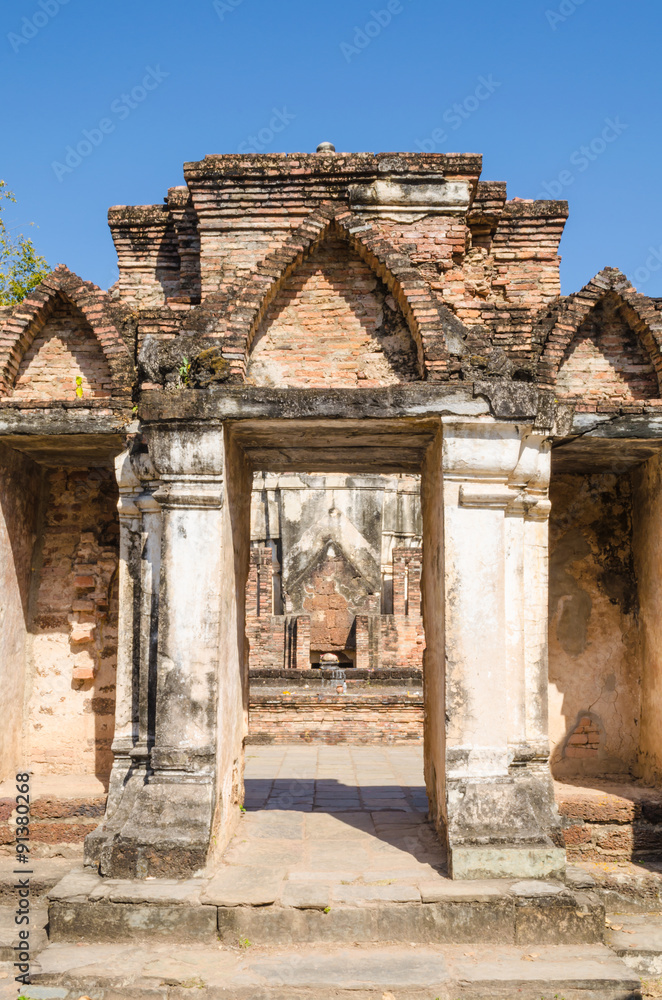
[90,422,249,878]
[440,419,563,880]
[148,473,224,782]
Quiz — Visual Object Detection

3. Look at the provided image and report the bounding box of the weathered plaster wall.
[421,429,445,830]
[0,444,42,781]
[548,472,641,779]
[247,237,419,388]
[11,297,114,402]
[27,466,119,778]
[211,429,252,856]
[632,450,662,785]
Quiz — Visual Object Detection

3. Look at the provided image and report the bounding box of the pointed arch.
[0,266,135,399]
[221,205,457,382]
[538,267,662,397]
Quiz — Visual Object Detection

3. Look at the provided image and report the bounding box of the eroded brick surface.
[28,467,118,777]
[248,237,419,388]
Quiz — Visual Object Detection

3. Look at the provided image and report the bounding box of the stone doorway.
[230,417,443,877]
[83,397,565,884]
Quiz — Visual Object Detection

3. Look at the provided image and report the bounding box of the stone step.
[0,858,80,903]
[46,868,606,947]
[606,911,662,977]
[574,859,662,912]
[11,941,641,1000]
[0,904,48,962]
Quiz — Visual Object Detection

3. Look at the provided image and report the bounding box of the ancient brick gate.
[1,150,662,881]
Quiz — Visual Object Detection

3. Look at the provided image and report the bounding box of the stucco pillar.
[439,419,564,879]
[103,451,143,811]
[88,423,250,878]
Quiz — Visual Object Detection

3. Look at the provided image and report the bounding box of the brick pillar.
[392,550,407,616]
[406,549,422,617]
[355,615,369,670]
[294,614,311,669]
[392,548,422,617]
[248,545,273,617]
[246,554,258,617]
[256,546,273,617]
[86,451,159,869]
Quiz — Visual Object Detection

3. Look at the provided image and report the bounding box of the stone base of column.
[85,777,214,879]
[450,843,566,880]
[445,770,566,881]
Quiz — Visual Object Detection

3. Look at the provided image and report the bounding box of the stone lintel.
[139,384,495,424]
[348,176,472,221]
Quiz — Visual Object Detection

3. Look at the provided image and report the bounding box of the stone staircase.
[1,861,659,999]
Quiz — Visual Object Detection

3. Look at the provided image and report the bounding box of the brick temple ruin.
[1,148,662,884]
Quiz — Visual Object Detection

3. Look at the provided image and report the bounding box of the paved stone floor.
[217,745,447,893]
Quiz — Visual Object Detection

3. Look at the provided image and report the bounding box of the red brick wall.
[355,615,424,671]
[247,237,419,388]
[557,296,658,404]
[11,297,114,401]
[246,614,312,670]
[355,548,424,670]
[246,615,286,670]
[248,693,423,745]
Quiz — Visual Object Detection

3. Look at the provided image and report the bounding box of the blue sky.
[2,0,660,295]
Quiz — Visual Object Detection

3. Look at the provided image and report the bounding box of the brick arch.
[0,265,134,398]
[538,267,662,395]
[222,205,454,381]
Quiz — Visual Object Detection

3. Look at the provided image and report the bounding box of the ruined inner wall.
[247,473,422,669]
[548,472,641,779]
[27,466,119,778]
[0,444,42,781]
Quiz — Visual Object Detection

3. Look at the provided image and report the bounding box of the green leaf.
[0,179,50,306]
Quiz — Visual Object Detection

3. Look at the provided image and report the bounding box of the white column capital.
[152,476,224,510]
[442,420,552,521]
